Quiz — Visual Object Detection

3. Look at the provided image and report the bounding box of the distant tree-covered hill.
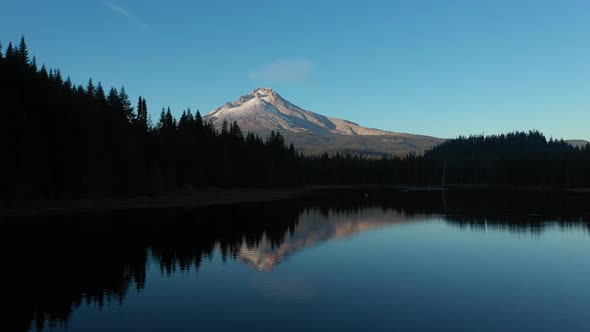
[421,131,590,187]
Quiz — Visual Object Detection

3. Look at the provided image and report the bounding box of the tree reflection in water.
[0,189,588,331]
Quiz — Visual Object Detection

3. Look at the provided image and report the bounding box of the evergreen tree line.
[0,38,297,202]
[300,131,590,188]
[1,38,589,202]
[423,131,590,187]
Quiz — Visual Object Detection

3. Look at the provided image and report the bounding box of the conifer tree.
[18,36,29,66]
[166,107,175,128]
[95,82,106,106]
[157,108,166,131]
[53,69,63,86]
[39,64,48,81]
[136,96,148,130]
[186,108,194,123]
[118,86,134,121]
[195,110,204,134]
[142,98,148,122]
[136,97,143,122]
[86,78,95,98]
[5,43,15,62]
[221,119,229,136]
[64,76,72,91]
[178,110,189,133]
[137,96,143,113]
[107,87,121,113]
[229,121,243,142]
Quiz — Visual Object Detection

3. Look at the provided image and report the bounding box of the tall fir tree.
[195,110,204,134]
[118,86,134,121]
[141,98,148,123]
[53,69,63,86]
[18,36,29,66]
[86,78,95,98]
[221,119,229,137]
[95,82,107,107]
[136,96,148,130]
[5,42,15,62]
[107,87,121,113]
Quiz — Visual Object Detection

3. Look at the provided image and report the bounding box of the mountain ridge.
[204,88,588,155]
[206,87,396,136]
[567,139,590,148]
[204,88,443,155]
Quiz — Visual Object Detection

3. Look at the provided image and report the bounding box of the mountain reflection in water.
[239,208,429,271]
[0,189,588,331]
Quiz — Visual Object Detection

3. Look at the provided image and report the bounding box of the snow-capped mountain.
[206,87,391,136]
[205,88,443,155]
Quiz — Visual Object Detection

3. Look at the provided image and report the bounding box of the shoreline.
[0,188,316,218]
[443,183,590,193]
[1,184,589,217]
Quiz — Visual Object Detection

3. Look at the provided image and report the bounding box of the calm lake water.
[2,189,590,332]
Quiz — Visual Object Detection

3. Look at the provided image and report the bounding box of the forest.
[1,38,590,203]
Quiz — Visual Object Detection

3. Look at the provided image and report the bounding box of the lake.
[2,189,589,332]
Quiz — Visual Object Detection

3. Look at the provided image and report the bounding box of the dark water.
[1,189,589,332]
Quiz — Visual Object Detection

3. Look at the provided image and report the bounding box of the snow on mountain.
[204,88,443,155]
[206,88,390,136]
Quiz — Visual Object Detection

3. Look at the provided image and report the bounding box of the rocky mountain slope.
[567,140,590,148]
[204,88,442,155]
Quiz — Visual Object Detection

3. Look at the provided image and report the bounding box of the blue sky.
[1,0,589,139]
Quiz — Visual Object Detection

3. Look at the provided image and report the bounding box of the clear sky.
[1,0,589,139]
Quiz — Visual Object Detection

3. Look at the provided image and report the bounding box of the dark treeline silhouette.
[294,131,590,187]
[2,38,590,204]
[423,131,590,187]
[0,38,297,203]
[1,189,589,331]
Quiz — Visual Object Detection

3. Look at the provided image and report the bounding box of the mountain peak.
[205,88,397,136]
[251,87,281,102]
[253,87,275,95]
[230,88,280,105]
[204,88,443,155]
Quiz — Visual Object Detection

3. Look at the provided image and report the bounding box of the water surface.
[2,190,589,331]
